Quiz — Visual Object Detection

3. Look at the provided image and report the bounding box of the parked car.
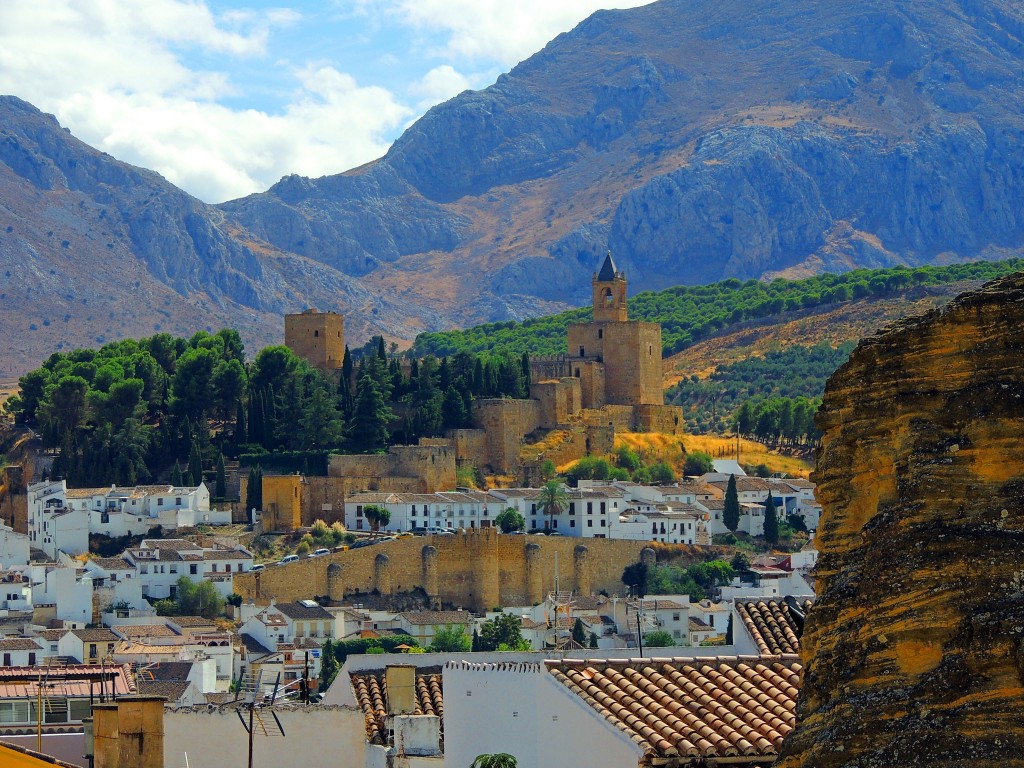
[279,554,300,566]
[410,527,430,536]
[349,539,376,550]
[250,564,265,572]
[309,548,331,558]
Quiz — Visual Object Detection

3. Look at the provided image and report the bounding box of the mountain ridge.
[3,0,1024,374]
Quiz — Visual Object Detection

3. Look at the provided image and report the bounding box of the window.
[190,564,198,575]
[356,520,363,530]
[140,565,148,574]
[579,346,585,356]
[314,330,319,337]
[356,506,363,517]
[170,566,178,574]
[157,498,163,506]
[600,519,606,527]
[1,653,9,665]
[88,644,98,659]
[411,508,417,517]
[597,329,603,339]
[587,502,593,514]
[0,701,30,724]
[587,520,593,528]
[673,613,680,621]
[600,502,606,514]
[570,520,576,528]
[568,503,575,515]
[175,497,182,506]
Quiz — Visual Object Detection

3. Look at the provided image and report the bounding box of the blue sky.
[0,1,649,203]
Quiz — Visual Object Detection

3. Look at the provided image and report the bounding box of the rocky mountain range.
[2,0,1024,375]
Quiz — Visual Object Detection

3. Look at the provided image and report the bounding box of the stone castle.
[273,255,682,527]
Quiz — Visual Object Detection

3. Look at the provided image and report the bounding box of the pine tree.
[215,453,227,499]
[348,376,392,451]
[723,474,740,532]
[763,490,779,544]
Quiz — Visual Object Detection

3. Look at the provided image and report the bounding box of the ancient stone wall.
[233,528,649,612]
[447,429,487,469]
[472,399,541,474]
[777,273,1024,768]
[634,404,684,435]
[303,477,347,526]
[603,321,663,406]
[261,475,303,532]
[329,444,456,493]
[531,379,581,428]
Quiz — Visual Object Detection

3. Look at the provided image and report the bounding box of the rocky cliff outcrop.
[776,272,1024,767]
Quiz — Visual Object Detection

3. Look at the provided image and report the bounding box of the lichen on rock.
[777,272,1024,767]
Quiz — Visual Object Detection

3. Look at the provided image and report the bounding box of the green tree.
[495,508,525,533]
[187,438,204,487]
[363,504,391,537]
[478,613,529,651]
[622,561,649,599]
[538,480,568,531]
[538,459,556,481]
[299,385,343,449]
[320,638,339,689]
[723,474,740,532]
[682,450,713,477]
[428,624,471,652]
[470,754,517,768]
[348,375,392,451]
[572,618,586,646]
[763,491,779,544]
[170,576,225,618]
[643,630,674,648]
[245,465,263,513]
[171,460,184,487]
[215,453,227,499]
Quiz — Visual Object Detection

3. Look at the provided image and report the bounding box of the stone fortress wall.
[232,527,652,613]
[284,308,345,373]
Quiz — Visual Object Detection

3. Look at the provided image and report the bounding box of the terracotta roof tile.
[735,600,812,656]
[350,670,444,744]
[546,655,801,762]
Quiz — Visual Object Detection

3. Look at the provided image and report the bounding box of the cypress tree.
[376,335,386,360]
[763,490,779,544]
[215,453,227,499]
[245,465,263,513]
[723,474,740,532]
[520,352,531,391]
[188,439,204,487]
[234,399,247,446]
[171,460,184,487]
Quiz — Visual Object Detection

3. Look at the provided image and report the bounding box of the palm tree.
[538,480,568,532]
[470,754,517,768]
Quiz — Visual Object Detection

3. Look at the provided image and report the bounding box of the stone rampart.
[233,528,649,612]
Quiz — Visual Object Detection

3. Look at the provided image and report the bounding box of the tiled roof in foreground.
[350,670,444,744]
[546,655,801,763]
[735,599,812,656]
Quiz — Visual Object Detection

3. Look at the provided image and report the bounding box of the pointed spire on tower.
[597,251,618,282]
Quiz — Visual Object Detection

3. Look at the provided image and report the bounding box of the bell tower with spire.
[592,252,628,322]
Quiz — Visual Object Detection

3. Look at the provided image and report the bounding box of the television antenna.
[28,659,71,753]
[231,668,287,768]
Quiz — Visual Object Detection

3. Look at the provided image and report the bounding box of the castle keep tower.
[284,308,344,372]
[566,253,664,408]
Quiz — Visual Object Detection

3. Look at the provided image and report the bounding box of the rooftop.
[735,600,812,656]
[546,655,801,763]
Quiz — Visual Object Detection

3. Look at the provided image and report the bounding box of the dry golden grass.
[616,432,812,478]
[0,379,17,414]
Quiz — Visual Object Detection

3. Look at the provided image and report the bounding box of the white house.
[27,480,230,559]
[123,539,254,600]
[344,490,505,533]
[57,627,119,663]
[0,637,43,666]
[28,562,94,625]
[0,522,29,567]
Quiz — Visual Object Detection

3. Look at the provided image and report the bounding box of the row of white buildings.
[344,470,820,544]
[27,479,232,559]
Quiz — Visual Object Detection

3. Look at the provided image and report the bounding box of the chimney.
[385,665,417,715]
[93,696,165,768]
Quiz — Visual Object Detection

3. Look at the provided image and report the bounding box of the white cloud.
[0,0,409,202]
[359,0,651,67]
[408,65,473,111]
[0,0,652,204]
